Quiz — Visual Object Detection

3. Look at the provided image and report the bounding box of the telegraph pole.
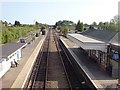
[117,2,120,90]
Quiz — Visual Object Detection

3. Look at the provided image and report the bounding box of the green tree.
[92,22,97,28]
[92,22,97,26]
[1,21,49,44]
[55,20,62,26]
[63,26,69,36]
[2,21,8,26]
[35,21,40,29]
[103,22,109,30]
[98,22,104,30]
[2,29,14,43]
[35,21,39,26]
[76,20,84,32]
[106,15,120,31]
[113,15,120,24]
[118,23,120,31]
[80,22,84,32]
[4,21,8,26]
[76,20,80,31]
[2,29,7,43]
[55,20,75,27]
[14,20,21,26]
[41,26,46,29]
[108,21,117,30]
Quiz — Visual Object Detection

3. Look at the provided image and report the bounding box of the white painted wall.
[0,49,22,78]
[0,59,9,78]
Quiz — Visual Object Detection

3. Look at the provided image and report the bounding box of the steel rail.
[54,30,82,89]
[26,33,48,89]
[32,30,49,89]
[52,30,72,89]
[26,30,50,90]
[44,29,50,89]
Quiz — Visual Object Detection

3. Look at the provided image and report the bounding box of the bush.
[1,25,37,44]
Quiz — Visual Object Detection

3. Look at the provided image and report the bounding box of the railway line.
[25,29,85,89]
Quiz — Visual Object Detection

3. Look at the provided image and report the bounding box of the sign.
[112,53,119,60]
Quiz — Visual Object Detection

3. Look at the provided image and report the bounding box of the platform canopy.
[67,33,107,52]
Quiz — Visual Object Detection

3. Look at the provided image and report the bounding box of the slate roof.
[81,29,118,43]
[0,42,25,59]
[110,32,120,44]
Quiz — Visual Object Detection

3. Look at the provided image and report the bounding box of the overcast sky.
[0,0,119,25]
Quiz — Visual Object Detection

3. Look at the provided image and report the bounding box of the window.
[0,63,2,72]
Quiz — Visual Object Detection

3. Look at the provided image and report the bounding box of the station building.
[67,29,120,78]
[0,42,26,78]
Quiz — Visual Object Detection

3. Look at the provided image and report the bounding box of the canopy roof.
[67,34,107,52]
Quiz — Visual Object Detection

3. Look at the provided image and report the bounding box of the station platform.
[1,35,46,89]
[60,37,118,89]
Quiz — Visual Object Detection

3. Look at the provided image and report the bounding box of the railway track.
[53,31,83,89]
[26,30,50,89]
[26,29,83,89]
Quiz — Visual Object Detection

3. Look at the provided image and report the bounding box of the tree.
[14,20,21,26]
[35,21,39,26]
[113,15,120,24]
[76,20,84,32]
[35,21,40,29]
[4,21,8,26]
[2,21,8,26]
[41,26,45,30]
[55,20,75,27]
[2,29,14,43]
[2,29,7,43]
[76,20,81,31]
[80,22,84,32]
[98,22,104,30]
[92,22,97,27]
[108,21,117,30]
[118,23,120,31]
[63,26,69,37]
[103,22,109,30]
[55,20,62,26]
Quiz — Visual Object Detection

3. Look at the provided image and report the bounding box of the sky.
[0,0,120,25]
